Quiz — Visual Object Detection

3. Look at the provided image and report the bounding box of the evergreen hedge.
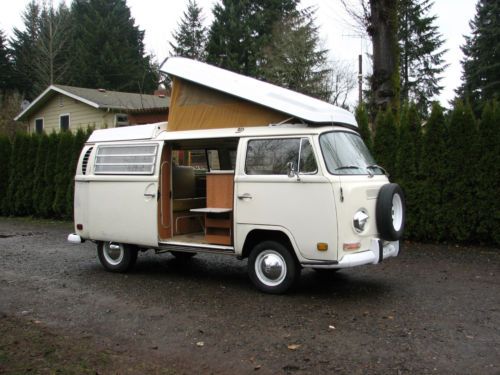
[0,103,498,246]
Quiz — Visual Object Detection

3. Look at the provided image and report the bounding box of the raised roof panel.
[163,57,357,127]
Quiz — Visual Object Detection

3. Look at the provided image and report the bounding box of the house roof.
[162,57,357,127]
[15,84,170,121]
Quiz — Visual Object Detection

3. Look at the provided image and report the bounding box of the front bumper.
[303,239,399,269]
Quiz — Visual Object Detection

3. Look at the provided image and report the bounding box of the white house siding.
[28,94,116,134]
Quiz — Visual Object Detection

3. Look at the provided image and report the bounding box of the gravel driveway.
[0,217,499,374]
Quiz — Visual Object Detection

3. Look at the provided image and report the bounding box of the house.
[14,84,170,133]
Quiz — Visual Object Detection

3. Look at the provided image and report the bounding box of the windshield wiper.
[366,164,388,176]
[335,165,362,171]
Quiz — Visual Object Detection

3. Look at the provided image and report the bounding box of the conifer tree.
[444,100,477,242]
[52,130,74,218]
[0,30,15,94]
[398,0,446,115]
[65,128,87,218]
[372,108,398,179]
[32,132,49,216]
[206,0,299,77]
[420,102,447,241]
[457,0,500,114]
[259,7,332,101]
[0,135,11,215]
[476,101,500,244]
[170,0,207,60]
[9,1,42,100]
[40,132,58,217]
[396,103,422,237]
[8,133,30,215]
[67,0,157,93]
[19,133,38,215]
[355,103,372,151]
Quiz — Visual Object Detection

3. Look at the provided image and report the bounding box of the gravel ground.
[0,217,499,374]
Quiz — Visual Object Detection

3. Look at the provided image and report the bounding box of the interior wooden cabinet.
[204,172,234,245]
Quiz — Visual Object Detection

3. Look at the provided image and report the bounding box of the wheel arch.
[241,228,299,263]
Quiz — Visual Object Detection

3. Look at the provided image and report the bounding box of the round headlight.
[353,210,369,233]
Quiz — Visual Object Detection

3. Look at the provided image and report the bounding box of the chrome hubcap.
[392,194,403,231]
[103,242,124,266]
[255,250,286,287]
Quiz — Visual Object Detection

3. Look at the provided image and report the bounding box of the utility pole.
[343,33,367,105]
[358,54,363,105]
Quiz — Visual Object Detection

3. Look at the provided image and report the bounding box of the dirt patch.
[0,315,177,374]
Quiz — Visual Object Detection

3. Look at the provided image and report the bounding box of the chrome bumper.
[303,239,399,269]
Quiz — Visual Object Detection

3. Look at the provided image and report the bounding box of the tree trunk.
[368,0,400,114]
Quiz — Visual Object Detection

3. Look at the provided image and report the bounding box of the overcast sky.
[0,0,477,108]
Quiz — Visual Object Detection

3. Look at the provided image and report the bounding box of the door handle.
[237,193,252,200]
[144,193,156,198]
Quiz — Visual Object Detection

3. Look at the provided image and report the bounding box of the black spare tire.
[376,183,405,241]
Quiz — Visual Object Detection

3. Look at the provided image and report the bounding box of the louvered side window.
[94,144,158,175]
[82,147,93,175]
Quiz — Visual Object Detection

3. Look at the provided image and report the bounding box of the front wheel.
[97,242,138,272]
[248,241,300,294]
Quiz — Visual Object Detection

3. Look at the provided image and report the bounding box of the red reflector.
[76,224,83,230]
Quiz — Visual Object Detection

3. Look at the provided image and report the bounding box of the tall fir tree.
[0,135,11,215]
[32,132,49,217]
[9,0,42,100]
[52,130,74,219]
[33,2,72,94]
[40,132,58,218]
[396,103,422,238]
[206,0,299,77]
[475,101,500,244]
[259,7,332,101]
[420,102,447,241]
[170,0,207,60]
[398,0,447,115]
[67,0,157,93]
[372,108,398,179]
[355,103,372,151]
[0,30,15,93]
[444,100,478,242]
[457,0,500,114]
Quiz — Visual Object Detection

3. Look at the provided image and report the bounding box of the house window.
[115,114,129,127]
[60,114,70,131]
[35,118,44,134]
[94,144,158,175]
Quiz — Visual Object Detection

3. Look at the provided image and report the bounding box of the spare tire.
[376,183,405,241]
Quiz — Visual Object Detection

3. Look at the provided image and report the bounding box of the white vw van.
[68,122,405,293]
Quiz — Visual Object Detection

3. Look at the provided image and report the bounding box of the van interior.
[158,138,239,246]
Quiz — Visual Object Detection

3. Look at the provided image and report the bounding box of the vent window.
[82,147,93,175]
[94,144,158,175]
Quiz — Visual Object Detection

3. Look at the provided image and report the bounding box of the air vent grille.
[82,147,93,175]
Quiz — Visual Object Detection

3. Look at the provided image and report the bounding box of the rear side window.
[245,138,317,175]
[94,144,158,175]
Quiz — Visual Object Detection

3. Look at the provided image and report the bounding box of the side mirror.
[287,161,299,179]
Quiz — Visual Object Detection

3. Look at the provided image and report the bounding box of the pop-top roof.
[163,57,356,127]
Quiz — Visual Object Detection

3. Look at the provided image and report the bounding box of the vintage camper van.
[68,58,405,293]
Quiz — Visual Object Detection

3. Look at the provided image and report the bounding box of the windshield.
[319,131,384,175]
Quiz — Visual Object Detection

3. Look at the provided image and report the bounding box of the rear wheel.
[248,241,300,294]
[97,242,138,272]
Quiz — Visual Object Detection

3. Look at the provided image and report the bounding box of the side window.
[94,144,158,175]
[299,138,318,174]
[245,138,318,175]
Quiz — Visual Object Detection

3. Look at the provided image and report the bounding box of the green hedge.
[0,129,90,220]
[360,99,500,246]
[1,103,499,246]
